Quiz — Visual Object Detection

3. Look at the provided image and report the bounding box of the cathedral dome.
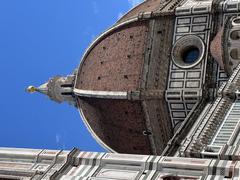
[75,20,153,154]
[74,8,175,155]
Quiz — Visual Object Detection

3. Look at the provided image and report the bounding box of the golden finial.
[26,86,37,93]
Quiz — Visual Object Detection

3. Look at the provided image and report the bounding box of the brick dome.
[74,4,175,155]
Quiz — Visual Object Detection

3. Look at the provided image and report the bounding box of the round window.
[172,35,205,68]
[181,46,200,63]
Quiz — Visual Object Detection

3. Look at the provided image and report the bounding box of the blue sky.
[0,0,143,152]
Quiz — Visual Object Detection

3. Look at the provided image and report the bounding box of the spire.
[27,83,48,95]
[26,73,77,107]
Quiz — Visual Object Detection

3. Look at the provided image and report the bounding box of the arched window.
[233,17,240,24]
[230,30,240,40]
[230,48,240,60]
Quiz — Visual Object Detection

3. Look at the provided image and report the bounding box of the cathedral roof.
[74,4,175,154]
[75,19,154,154]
